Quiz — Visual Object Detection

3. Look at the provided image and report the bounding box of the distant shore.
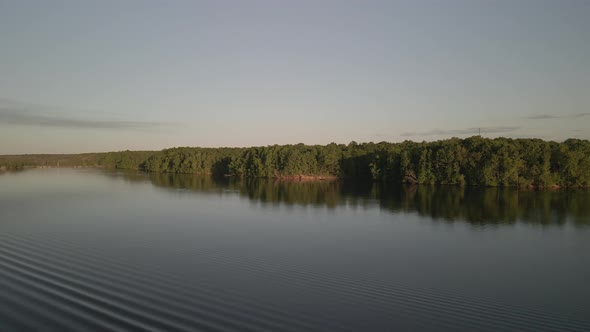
[2,166,589,189]
[2,137,590,188]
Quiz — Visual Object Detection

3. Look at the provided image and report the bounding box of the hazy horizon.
[1,0,589,154]
[0,134,586,156]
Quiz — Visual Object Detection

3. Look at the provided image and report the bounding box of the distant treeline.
[143,137,590,187]
[0,151,155,171]
[2,137,590,187]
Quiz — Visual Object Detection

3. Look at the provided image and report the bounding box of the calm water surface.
[1,169,589,331]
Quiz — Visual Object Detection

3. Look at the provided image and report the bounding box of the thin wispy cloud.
[526,113,590,120]
[400,126,520,137]
[0,99,172,130]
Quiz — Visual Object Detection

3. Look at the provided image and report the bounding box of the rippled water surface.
[1,169,590,331]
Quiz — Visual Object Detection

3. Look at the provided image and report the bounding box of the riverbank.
[275,174,339,181]
[2,137,590,187]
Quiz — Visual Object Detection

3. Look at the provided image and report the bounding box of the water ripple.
[1,230,589,332]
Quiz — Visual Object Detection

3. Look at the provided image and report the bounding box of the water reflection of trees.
[111,171,590,226]
[375,185,590,225]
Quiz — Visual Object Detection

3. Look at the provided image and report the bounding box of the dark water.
[1,169,590,332]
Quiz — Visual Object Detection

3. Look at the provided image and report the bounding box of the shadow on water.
[104,170,590,226]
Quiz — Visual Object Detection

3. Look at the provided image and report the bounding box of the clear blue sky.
[1,0,589,154]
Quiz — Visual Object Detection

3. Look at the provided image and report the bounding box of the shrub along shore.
[1,137,589,188]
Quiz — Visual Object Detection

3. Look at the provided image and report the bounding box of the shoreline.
[2,166,589,189]
[274,174,339,182]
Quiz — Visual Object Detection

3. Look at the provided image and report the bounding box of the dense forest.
[142,137,590,187]
[2,137,590,188]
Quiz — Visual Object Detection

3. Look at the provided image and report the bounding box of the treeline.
[143,137,590,188]
[0,151,155,170]
[2,137,590,187]
[143,147,242,175]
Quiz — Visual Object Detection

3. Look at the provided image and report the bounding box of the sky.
[0,0,589,154]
